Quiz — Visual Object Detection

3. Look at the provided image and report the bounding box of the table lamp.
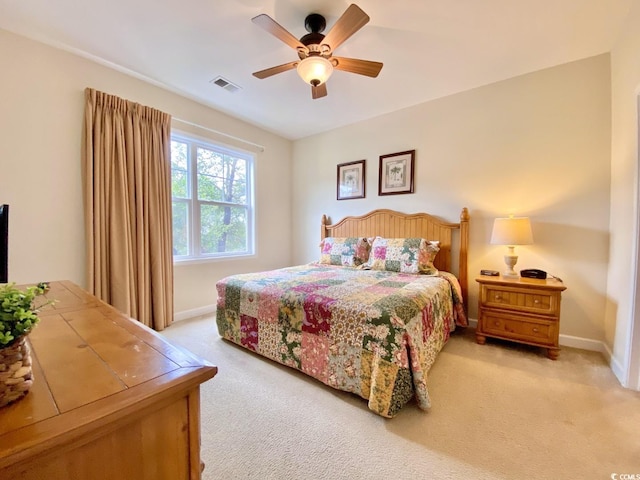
[490,216,533,278]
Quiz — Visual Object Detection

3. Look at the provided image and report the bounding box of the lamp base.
[501,271,520,279]
[503,253,519,278]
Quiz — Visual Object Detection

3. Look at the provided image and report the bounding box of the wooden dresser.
[475,275,567,359]
[0,281,217,479]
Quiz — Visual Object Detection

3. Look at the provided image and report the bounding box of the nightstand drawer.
[482,286,558,315]
[479,311,556,345]
[475,275,566,359]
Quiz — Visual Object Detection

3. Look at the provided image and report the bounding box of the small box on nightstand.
[480,269,499,276]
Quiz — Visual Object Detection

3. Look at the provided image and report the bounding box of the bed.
[216,208,469,417]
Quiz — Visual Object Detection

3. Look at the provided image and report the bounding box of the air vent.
[210,76,241,93]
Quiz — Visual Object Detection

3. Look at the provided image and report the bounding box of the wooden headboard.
[321,208,470,309]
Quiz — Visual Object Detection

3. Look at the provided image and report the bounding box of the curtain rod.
[172,117,265,152]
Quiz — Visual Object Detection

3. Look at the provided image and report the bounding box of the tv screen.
[0,204,8,283]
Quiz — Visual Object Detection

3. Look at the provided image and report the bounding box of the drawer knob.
[494,321,500,326]
[533,327,539,333]
[495,295,502,301]
[534,299,540,305]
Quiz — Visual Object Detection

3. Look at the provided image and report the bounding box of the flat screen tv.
[0,204,8,283]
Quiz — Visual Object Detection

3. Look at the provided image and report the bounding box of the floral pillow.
[319,237,371,267]
[365,237,440,274]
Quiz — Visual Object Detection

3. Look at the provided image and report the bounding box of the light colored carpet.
[162,316,640,480]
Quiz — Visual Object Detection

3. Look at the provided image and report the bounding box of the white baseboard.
[558,333,606,353]
[466,317,605,353]
[602,341,627,385]
[174,304,217,322]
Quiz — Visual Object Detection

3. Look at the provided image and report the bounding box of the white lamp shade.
[490,217,533,246]
[297,56,333,86]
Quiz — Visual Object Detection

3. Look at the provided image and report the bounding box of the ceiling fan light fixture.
[251,5,381,98]
[296,56,333,86]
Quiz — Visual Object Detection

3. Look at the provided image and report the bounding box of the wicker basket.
[0,336,33,408]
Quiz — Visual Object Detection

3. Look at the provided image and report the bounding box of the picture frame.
[378,150,415,196]
[337,160,366,200]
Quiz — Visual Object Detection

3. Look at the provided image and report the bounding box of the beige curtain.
[82,88,174,330]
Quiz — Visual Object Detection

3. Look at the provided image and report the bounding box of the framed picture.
[337,160,366,200]
[378,150,415,196]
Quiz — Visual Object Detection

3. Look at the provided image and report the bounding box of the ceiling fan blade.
[312,83,328,99]
[333,57,383,77]
[252,14,305,50]
[253,61,298,79]
[322,4,370,52]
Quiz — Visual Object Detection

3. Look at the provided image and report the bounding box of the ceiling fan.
[251,3,383,99]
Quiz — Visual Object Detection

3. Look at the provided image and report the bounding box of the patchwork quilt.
[216,264,467,418]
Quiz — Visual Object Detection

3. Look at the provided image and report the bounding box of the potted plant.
[0,282,52,407]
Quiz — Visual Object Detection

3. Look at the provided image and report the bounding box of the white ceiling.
[0,0,632,140]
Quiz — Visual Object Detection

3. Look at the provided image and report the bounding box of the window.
[171,133,254,261]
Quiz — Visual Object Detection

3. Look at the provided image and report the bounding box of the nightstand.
[475,275,567,360]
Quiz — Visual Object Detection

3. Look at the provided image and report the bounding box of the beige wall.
[0,27,622,352]
[0,29,293,316]
[292,54,612,344]
[609,1,640,386]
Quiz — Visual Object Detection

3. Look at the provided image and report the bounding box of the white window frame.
[171,131,255,263]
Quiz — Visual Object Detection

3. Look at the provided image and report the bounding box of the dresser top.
[475,274,567,291]
[0,281,217,465]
